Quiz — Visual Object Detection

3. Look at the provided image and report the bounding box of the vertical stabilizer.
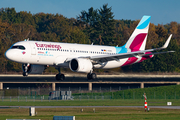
[125,16,151,52]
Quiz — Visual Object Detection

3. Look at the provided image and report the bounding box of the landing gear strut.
[22,64,29,76]
[56,67,65,81]
[87,72,97,80]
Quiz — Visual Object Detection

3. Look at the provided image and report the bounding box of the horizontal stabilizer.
[142,51,175,57]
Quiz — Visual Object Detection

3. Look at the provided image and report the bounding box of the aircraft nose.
[5,50,14,60]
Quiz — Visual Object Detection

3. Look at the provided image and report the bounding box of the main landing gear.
[56,67,65,81]
[55,68,96,81]
[87,72,97,80]
[23,64,29,76]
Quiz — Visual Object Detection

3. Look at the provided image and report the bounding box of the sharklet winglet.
[161,34,172,49]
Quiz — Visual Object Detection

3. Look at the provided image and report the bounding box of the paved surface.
[0,74,180,82]
[0,106,180,109]
[0,74,179,89]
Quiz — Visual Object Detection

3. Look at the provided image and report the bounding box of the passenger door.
[29,43,36,55]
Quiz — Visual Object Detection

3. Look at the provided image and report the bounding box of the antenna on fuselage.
[24,38,29,41]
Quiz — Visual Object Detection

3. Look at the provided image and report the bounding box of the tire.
[56,74,61,80]
[23,72,28,76]
[87,73,92,80]
[56,74,65,81]
[60,74,65,81]
[91,73,96,80]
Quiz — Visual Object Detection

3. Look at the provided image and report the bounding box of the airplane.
[5,15,174,81]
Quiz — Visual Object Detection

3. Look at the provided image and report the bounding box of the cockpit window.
[11,45,26,50]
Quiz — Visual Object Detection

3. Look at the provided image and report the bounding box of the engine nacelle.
[22,64,46,74]
[69,58,93,73]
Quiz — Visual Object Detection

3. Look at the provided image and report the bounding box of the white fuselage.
[5,41,133,69]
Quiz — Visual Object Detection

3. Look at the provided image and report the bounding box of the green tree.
[0,6,179,73]
[155,24,168,38]
[76,4,115,45]
[94,4,115,45]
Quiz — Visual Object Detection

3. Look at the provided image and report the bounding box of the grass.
[1,85,180,119]
[1,107,180,120]
[0,99,180,106]
[73,85,180,100]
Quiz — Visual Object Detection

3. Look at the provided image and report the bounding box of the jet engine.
[22,64,46,74]
[69,58,93,73]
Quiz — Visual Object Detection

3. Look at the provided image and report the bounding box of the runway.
[1,106,180,109]
[0,74,180,90]
[0,74,180,82]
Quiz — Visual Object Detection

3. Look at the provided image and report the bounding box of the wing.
[87,34,174,63]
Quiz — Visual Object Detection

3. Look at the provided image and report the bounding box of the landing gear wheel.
[23,72,28,76]
[87,73,96,80]
[60,74,65,81]
[87,73,92,80]
[56,74,65,81]
[91,73,96,80]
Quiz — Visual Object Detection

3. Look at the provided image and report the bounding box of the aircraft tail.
[125,15,151,52]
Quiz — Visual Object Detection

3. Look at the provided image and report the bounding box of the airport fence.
[1,93,180,102]
[0,91,180,102]
[0,95,113,102]
[1,86,180,101]
[0,87,127,97]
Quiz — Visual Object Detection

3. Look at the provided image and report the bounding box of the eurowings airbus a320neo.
[5,16,174,80]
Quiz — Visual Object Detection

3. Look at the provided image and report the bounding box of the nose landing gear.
[23,72,28,76]
[22,64,30,76]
